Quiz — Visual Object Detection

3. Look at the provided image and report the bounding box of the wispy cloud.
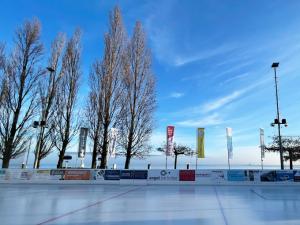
[173,44,235,67]
[201,90,244,113]
[177,113,223,127]
[169,92,185,98]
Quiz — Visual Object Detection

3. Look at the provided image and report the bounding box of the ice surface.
[0,184,300,225]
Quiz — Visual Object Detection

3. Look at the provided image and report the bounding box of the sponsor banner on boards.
[276,170,294,182]
[91,170,105,180]
[260,170,277,182]
[148,170,179,181]
[64,170,90,180]
[50,169,65,180]
[0,169,6,180]
[195,170,226,182]
[227,170,248,181]
[179,170,195,181]
[32,170,51,180]
[104,170,120,180]
[120,170,148,180]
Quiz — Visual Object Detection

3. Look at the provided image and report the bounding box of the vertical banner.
[260,128,265,158]
[197,128,205,158]
[226,127,233,159]
[78,127,88,158]
[108,128,118,158]
[166,126,175,156]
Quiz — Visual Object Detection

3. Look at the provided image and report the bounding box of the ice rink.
[1,184,300,225]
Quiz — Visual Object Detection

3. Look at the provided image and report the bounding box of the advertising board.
[148,170,179,181]
[104,170,120,180]
[120,170,148,180]
[91,170,105,180]
[0,169,6,180]
[50,169,64,180]
[260,170,276,182]
[276,170,294,182]
[195,170,226,183]
[294,171,300,182]
[247,170,260,181]
[227,170,247,181]
[64,170,90,180]
[33,170,51,180]
[179,170,195,181]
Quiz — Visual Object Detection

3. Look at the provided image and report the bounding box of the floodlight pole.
[272,62,284,170]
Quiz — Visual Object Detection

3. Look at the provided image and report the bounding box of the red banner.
[166,126,175,156]
[179,170,195,181]
[64,170,90,180]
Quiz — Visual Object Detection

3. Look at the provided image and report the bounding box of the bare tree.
[86,63,104,168]
[118,21,156,169]
[157,143,194,169]
[0,20,43,168]
[53,30,81,168]
[34,34,66,168]
[0,43,6,106]
[88,6,126,169]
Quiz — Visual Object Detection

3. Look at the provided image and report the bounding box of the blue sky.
[2,0,300,166]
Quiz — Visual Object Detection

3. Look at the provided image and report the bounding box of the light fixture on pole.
[271,62,286,170]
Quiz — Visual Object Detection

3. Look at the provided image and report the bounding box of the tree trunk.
[37,158,41,169]
[91,141,98,169]
[100,125,109,169]
[2,153,10,168]
[125,154,131,169]
[2,141,13,168]
[174,154,178,169]
[57,149,65,168]
[125,131,134,169]
[289,150,293,170]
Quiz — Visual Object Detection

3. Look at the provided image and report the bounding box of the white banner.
[148,169,179,181]
[108,128,118,158]
[226,127,233,159]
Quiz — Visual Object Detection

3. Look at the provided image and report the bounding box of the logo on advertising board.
[148,170,179,181]
[104,170,120,180]
[92,170,105,180]
[166,126,175,156]
[20,171,33,180]
[120,170,148,180]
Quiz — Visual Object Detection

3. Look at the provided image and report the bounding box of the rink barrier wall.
[0,169,300,185]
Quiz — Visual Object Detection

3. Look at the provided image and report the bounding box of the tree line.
[0,6,156,169]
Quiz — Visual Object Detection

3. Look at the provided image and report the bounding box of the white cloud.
[169,92,185,98]
[173,44,235,67]
[177,113,223,127]
[201,90,244,113]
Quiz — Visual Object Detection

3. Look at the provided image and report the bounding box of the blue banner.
[120,170,148,179]
[104,170,120,180]
[227,170,247,181]
[276,171,294,182]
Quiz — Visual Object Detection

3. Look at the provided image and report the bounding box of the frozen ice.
[0,184,300,225]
